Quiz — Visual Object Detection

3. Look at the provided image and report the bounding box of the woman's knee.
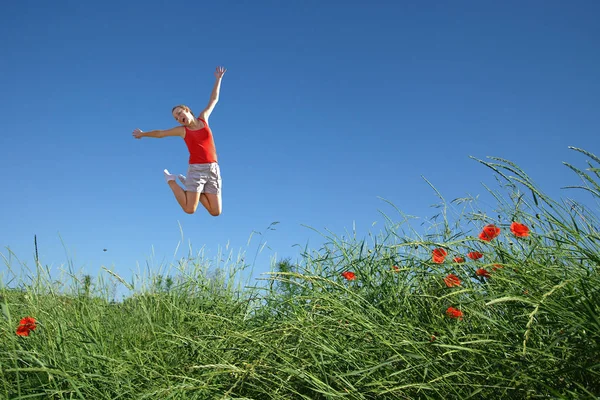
[184,205,198,214]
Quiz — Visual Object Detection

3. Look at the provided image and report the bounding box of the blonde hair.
[171,104,193,115]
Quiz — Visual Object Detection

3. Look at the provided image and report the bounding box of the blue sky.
[1,0,598,295]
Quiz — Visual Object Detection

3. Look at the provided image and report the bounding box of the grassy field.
[2,147,599,399]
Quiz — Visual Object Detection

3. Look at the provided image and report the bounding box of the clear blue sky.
[1,0,598,295]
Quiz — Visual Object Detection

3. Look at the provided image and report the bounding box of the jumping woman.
[132,66,226,216]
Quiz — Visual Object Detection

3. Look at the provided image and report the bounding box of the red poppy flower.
[453,257,464,263]
[16,325,31,336]
[476,268,490,278]
[467,251,483,260]
[479,224,501,241]
[19,317,37,331]
[341,271,356,281]
[510,222,530,237]
[492,264,503,271]
[446,307,463,320]
[432,248,447,264]
[392,265,400,271]
[444,273,461,287]
[16,317,37,337]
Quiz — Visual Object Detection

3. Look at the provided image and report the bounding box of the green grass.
[2,147,599,399]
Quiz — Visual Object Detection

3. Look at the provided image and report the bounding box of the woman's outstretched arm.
[199,66,226,121]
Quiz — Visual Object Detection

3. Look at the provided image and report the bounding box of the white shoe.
[163,169,176,182]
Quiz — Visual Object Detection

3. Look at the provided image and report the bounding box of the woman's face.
[172,107,193,126]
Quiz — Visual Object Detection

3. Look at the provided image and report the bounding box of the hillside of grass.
[2,147,599,399]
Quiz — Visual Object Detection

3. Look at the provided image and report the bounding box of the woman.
[133,66,226,216]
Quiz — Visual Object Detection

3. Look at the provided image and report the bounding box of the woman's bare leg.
[199,193,222,216]
[165,170,200,214]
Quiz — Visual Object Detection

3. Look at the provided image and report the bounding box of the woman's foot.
[164,169,176,182]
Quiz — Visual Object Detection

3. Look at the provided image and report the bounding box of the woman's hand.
[132,128,144,139]
[214,66,226,79]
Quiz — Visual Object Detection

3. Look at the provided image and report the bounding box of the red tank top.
[183,118,218,164]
